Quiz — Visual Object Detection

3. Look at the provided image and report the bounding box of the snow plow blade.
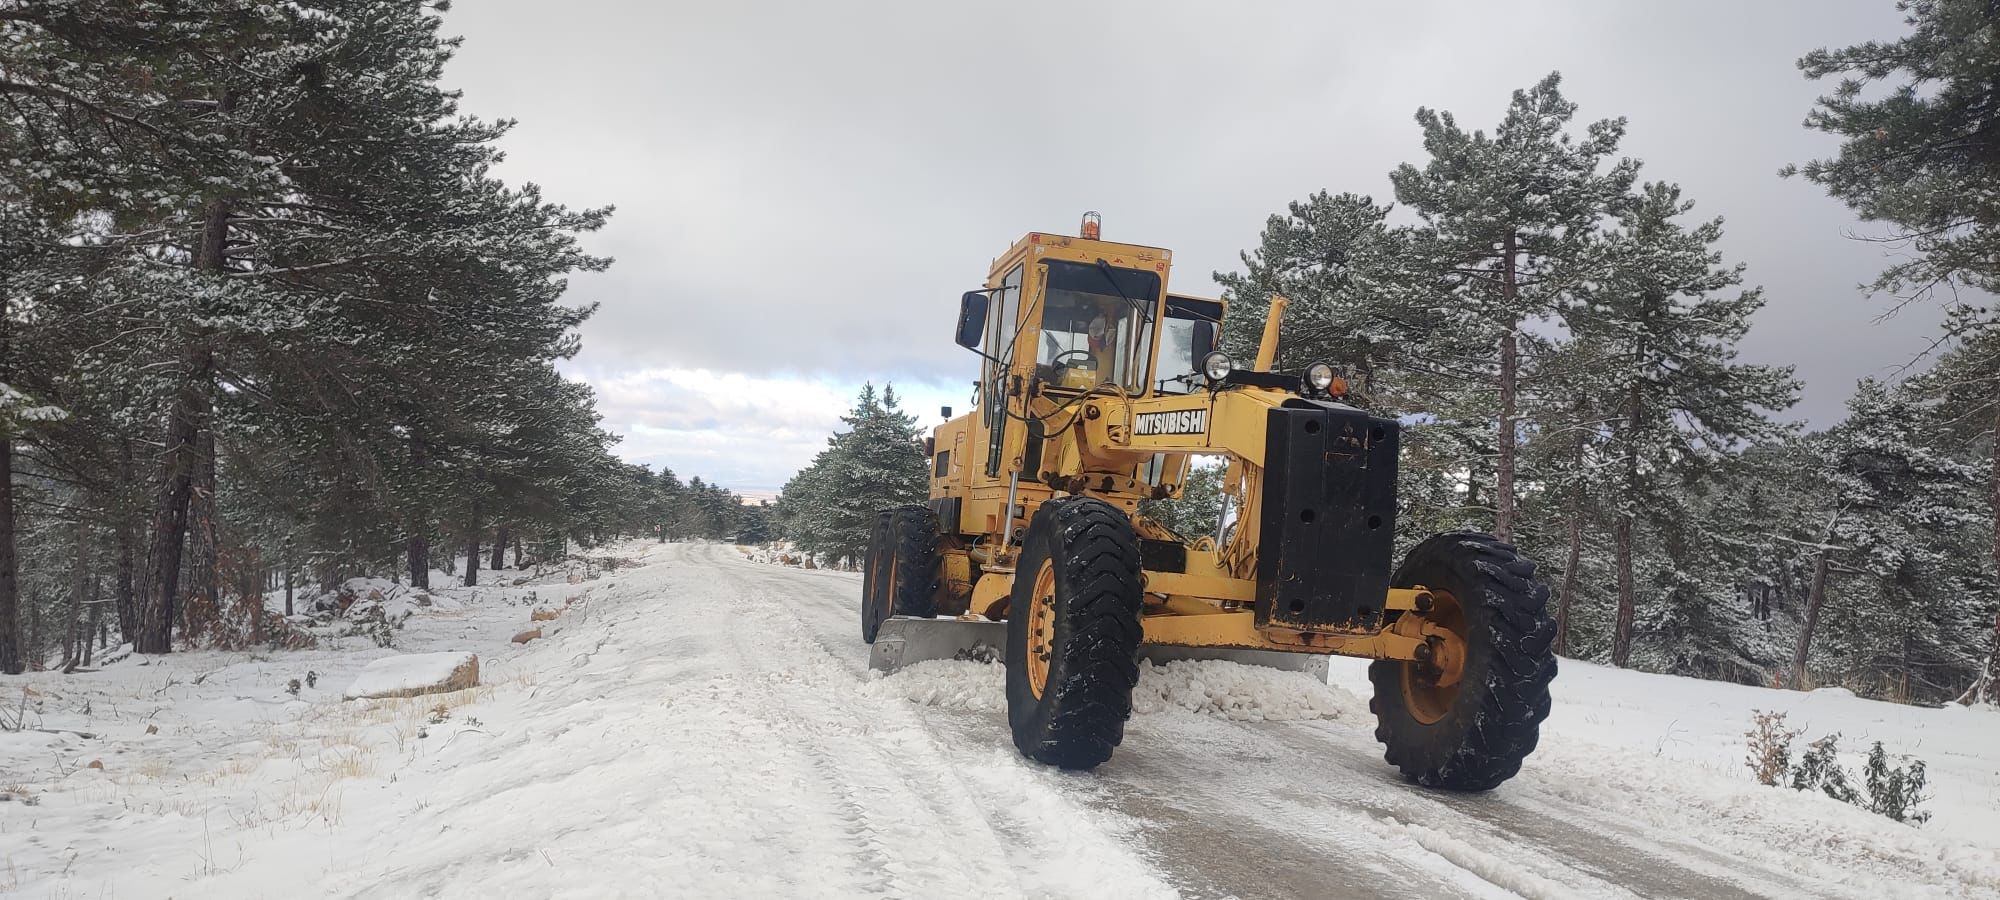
[868,616,1329,679]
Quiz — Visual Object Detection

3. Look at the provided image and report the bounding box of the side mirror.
[1191,320,1217,363]
[955,291,989,349]
[940,406,953,418]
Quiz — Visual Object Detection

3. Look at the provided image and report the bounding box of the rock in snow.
[343,651,480,700]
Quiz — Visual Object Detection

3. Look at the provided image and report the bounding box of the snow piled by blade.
[876,658,1357,722]
[1131,659,1358,721]
[342,651,477,699]
[873,659,1009,711]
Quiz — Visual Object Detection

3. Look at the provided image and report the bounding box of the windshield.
[1033,260,1159,392]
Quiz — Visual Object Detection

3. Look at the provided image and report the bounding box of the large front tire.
[1368,532,1556,791]
[1005,497,1143,770]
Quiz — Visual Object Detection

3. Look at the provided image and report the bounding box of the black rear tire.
[1369,532,1556,791]
[887,505,941,619]
[861,505,941,644]
[860,511,895,643]
[1005,497,1143,770]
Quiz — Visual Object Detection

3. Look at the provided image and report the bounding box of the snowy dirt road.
[687,543,1989,900]
[11,540,1999,899]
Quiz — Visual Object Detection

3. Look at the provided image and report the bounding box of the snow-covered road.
[680,543,1976,900]
[9,540,1999,898]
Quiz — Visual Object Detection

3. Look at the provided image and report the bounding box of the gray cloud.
[448,0,1939,488]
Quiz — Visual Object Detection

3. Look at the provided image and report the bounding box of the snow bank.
[343,651,480,700]
[876,658,1355,723]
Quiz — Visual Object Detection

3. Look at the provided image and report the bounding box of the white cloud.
[568,366,963,494]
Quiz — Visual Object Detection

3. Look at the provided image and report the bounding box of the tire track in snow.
[691,543,1174,898]
[721,545,1844,899]
[712,546,1486,899]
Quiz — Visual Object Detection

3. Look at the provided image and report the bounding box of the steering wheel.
[1052,349,1095,370]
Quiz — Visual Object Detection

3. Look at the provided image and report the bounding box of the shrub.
[1862,742,1931,824]
[1745,710,1801,786]
[1745,711,1931,825]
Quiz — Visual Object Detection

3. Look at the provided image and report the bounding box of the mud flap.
[868,616,1330,680]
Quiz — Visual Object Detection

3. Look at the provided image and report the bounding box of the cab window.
[1154,295,1223,395]
[1033,260,1159,393]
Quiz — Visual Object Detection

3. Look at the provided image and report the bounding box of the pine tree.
[1573,181,1799,667]
[1390,72,1639,543]
[778,384,927,567]
[1790,0,2000,703]
[1807,380,1991,700]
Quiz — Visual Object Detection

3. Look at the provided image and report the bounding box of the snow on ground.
[5,540,2000,898]
[342,651,480,700]
[0,554,606,897]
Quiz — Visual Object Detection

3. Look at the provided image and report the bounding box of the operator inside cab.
[1034,260,1158,392]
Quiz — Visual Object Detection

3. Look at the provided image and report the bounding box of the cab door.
[980,263,1024,478]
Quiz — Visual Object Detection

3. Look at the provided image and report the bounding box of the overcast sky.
[441,0,1936,494]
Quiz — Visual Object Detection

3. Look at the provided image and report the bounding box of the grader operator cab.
[861,213,1558,789]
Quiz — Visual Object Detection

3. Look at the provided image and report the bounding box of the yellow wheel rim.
[1400,588,1468,725]
[1026,560,1057,699]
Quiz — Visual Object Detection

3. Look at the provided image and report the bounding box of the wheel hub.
[1026,560,1057,699]
[1400,588,1468,725]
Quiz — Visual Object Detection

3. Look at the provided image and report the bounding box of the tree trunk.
[84,582,101,666]
[26,592,40,671]
[1608,373,1648,669]
[1985,401,2000,703]
[492,525,510,570]
[408,533,429,590]
[62,522,86,673]
[1963,406,2000,705]
[0,288,19,674]
[0,433,19,674]
[283,565,294,617]
[243,547,264,646]
[1555,508,1582,656]
[139,195,229,654]
[1494,231,1520,544]
[115,480,136,646]
[184,428,219,643]
[464,501,481,587]
[1792,551,1831,690]
[1611,514,1636,667]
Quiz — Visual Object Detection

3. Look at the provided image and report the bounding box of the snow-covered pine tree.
[654,468,686,541]
[1807,380,1992,701]
[1389,72,1639,543]
[1571,181,1799,667]
[3,2,620,652]
[1214,190,1491,545]
[778,384,927,567]
[1789,0,2000,703]
[1900,330,2000,701]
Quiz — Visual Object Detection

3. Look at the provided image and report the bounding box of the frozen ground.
[4,541,1998,898]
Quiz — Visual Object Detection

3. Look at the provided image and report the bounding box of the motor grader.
[861,213,1557,789]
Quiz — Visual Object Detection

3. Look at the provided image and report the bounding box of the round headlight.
[1305,363,1336,392]
[1201,351,1235,382]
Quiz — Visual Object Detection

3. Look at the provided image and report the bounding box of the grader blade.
[869,617,1006,672]
[867,616,1328,679]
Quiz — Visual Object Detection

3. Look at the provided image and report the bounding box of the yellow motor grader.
[862,213,1557,788]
